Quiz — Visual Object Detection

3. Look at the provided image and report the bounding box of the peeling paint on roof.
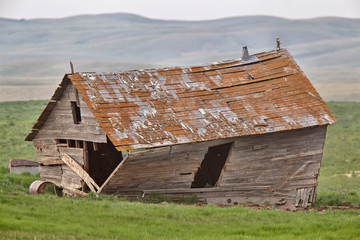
[41,49,335,150]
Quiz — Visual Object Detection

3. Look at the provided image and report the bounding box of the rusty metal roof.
[27,49,336,150]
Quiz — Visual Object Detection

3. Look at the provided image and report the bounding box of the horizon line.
[1,12,360,22]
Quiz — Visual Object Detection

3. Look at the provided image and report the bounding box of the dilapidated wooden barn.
[26,47,336,207]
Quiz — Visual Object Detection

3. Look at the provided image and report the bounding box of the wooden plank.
[50,180,87,197]
[59,147,84,165]
[128,146,171,159]
[37,157,63,165]
[61,153,100,192]
[61,165,82,189]
[275,160,312,190]
[39,165,62,181]
[142,185,272,194]
[100,144,207,193]
[39,120,103,135]
[35,130,107,143]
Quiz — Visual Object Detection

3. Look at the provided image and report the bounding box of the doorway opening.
[87,137,123,186]
[191,142,233,188]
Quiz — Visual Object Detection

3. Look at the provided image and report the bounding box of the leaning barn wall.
[213,125,327,206]
[102,126,327,207]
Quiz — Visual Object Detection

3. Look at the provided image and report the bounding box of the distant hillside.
[0,13,359,101]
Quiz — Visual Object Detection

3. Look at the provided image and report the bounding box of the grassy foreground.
[0,101,360,239]
[0,192,359,240]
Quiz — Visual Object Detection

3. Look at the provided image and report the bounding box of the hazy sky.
[1,0,359,20]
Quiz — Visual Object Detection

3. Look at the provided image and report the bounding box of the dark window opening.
[71,101,81,124]
[76,140,84,148]
[68,140,76,148]
[191,142,233,188]
[57,139,84,148]
[58,139,67,144]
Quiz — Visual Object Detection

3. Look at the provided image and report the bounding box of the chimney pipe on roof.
[276,38,281,51]
[242,46,249,60]
[70,61,74,74]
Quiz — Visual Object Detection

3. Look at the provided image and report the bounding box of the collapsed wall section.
[100,143,209,194]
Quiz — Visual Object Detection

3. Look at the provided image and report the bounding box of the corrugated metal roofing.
[65,49,336,150]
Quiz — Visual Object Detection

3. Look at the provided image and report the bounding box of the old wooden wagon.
[26,47,336,207]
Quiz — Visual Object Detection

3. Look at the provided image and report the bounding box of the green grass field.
[316,102,360,206]
[0,101,359,239]
[1,192,360,240]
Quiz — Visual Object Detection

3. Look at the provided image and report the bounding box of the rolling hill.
[0,13,359,101]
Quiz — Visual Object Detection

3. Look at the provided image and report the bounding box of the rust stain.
[35,49,336,150]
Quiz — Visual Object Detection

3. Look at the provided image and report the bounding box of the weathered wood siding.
[61,165,83,189]
[33,139,63,165]
[213,125,327,205]
[34,83,106,143]
[102,126,327,206]
[33,83,107,190]
[101,144,209,193]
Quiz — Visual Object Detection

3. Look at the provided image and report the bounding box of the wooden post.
[83,141,89,172]
[93,142,99,151]
[82,141,90,192]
